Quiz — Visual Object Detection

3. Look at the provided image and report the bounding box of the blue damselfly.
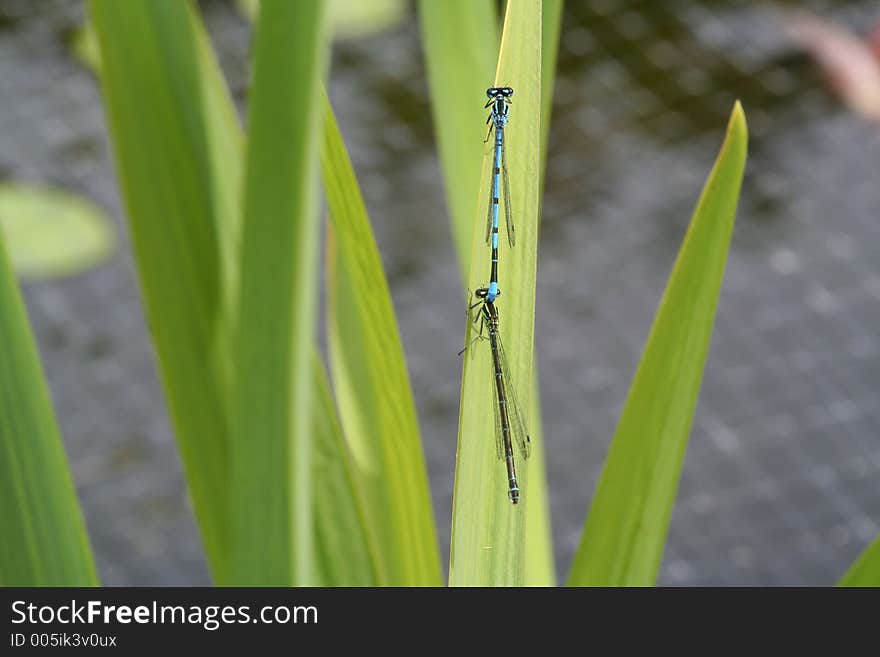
[478,86,515,304]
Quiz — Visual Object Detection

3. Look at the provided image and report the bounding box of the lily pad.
[0,184,115,280]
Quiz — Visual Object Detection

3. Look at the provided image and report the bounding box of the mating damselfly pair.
[464,86,531,504]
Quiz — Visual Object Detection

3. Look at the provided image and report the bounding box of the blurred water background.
[1,0,879,585]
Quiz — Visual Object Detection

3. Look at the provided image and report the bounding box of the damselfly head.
[486,86,514,99]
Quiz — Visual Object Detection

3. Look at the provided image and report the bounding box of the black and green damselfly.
[475,299,531,504]
[465,296,531,504]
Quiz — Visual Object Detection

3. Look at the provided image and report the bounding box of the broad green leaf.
[89,0,236,579]
[838,536,880,586]
[323,95,442,586]
[92,0,369,585]
[311,352,380,586]
[524,373,555,585]
[200,1,374,583]
[449,0,542,586]
[418,0,497,266]
[420,0,562,587]
[524,0,565,588]
[194,4,367,586]
[0,183,114,280]
[567,103,748,586]
[189,8,246,326]
[228,0,329,585]
[0,230,98,585]
[540,0,563,154]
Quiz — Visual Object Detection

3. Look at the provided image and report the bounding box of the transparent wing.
[501,138,515,247]
[484,180,494,245]
[490,371,505,461]
[475,306,505,460]
[495,331,531,461]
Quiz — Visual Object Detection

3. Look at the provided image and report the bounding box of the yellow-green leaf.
[838,536,880,586]
[567,103,748,586]
[323,95,442,586]
[540,0,563,155]
[69,20,100,72]
[449,0,542,587]
[420,0,562,587]
[92,0,369,586]
[237,0,405,39]
[524,0,565,587]
[311,352,380,586]
[0,229,98,585]
[228,0,329,585]
[0,183,114,280]
[524,372,555,585]
[418,0,497,265]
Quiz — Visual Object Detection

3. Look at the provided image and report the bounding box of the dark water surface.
[1,0,878,585]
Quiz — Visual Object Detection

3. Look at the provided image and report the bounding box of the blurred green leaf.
[0,183,114,280]
[0,229,98,585]
[330,0,407,38]
[69,20,100,72]
[323,95,442,585]
[838,536,880,586]
[92,0,370,586]
[89,0,237,580]
[228,0,329,585]
[197,0,362,587]
[234,0,257,20]
[418,0,497,266]
[567,103,748,586]
[237,0,405,39]
[540,0,563,162]
[311,352,380,586]
[449,0,542,586]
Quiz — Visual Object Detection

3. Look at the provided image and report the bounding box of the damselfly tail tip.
[508,486,520,504]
